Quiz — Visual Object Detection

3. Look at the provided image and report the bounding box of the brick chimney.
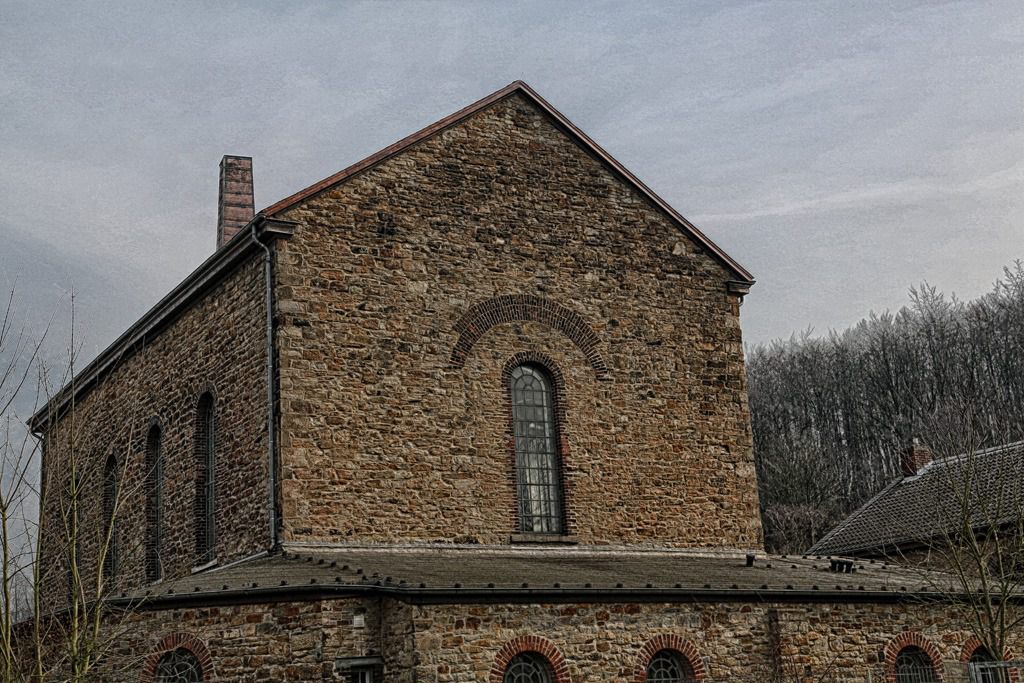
[901,438,934,476]
[217,155,254,248]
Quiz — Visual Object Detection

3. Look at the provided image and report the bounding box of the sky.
[1,0,1022,376]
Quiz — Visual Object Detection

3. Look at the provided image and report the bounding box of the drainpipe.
[251,219,278,551]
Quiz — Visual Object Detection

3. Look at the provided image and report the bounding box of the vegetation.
[748,262,1024,554]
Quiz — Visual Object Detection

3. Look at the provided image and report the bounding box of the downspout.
[251,220,278,550]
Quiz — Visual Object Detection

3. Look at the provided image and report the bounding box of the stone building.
[31,81,1017,682]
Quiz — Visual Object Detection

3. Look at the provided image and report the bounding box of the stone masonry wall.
[39,256,271,604]
[273,92,761,549]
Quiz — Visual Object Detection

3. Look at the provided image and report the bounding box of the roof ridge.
[261,80,754,284]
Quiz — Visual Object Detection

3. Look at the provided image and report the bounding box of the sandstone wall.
[274,92,761,549]
[39,256,271,603]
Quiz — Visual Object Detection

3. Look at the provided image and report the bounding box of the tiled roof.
[809,441,1024,557]
[115,545,953,609]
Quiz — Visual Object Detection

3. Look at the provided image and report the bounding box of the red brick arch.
[142,632,213,681]
[450,294,608,378]
[959,634,1014,662]
[490,635,571,683]
[883,631,943,683]
[633,634,706,682]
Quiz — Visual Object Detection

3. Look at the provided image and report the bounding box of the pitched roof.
[809,441,1024,557]
[262,80,754,285]
[116,545,957,610]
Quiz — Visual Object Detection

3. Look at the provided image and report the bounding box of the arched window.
[509,365,565,534]
[102,454,118,580]
[193,394,215,565]
[504,652,554,683]
[155,647,204,682]
[895,646,939,683]
[145,425,163,582]
[647,649,697,682]
[969,646,1000,683]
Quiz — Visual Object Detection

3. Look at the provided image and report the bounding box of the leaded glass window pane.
[504,652,554,683]
[510,365,564,534]
[895,646,938,683]
[155,648,203,682]
[647,649,696,683]
[194,394,216,564]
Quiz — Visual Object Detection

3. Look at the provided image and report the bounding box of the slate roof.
[809,441,1024,557]
[113,545,955,610]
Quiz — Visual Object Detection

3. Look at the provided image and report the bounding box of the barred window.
[145,425,163,582]
[647,649,697,683]
[510,365,565,534]
[895,646,938,683]
[102,455,118,580]
[193,394,216,565]
[155,647,203,682]
[504,652,554,683]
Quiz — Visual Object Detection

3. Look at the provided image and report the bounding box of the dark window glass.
[145,425,162,582]
[510,365,564,534]
[895,646,938,683]
[102,455,118,579]
[155,647,203,682]
[504,652,554,683]
[647,649,696,683]
[194,394,216,564]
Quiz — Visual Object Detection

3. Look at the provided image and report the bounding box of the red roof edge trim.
[262,80,754,285]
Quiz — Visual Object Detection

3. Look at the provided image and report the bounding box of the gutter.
[108,582,971,611]
[28,217,296,433]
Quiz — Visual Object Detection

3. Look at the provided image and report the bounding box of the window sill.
[191,559,218,574]
[509,533,579,545]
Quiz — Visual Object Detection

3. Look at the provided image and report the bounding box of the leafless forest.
[748,262,1024,554]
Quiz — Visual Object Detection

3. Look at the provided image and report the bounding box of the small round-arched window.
[155,647,203,682]
[895,646,938,683]
[647,649,697,682]
[504,651,554,683]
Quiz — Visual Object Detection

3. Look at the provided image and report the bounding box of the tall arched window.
[647,649,697,683]
[895,646,939,683]
[102,454,118,580]
[509,364,565,534]
[145,424,163,582]
[193,394,216,565]
[504,652,554,683]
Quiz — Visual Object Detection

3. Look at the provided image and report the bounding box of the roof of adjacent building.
[30,80,752,431]
[808,441,1024,557]
[114,545,960,609]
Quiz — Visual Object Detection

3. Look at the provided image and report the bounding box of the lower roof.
[114,544,960,610]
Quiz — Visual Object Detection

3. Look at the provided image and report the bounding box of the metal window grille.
[510,365,564,534]
[968,659,1021,683]
[102,455,118,579]
[154,647,203,682]
[145,425,163,582]
[504,652,554,683]
[647,649,697,683]
[194,395,216,564]
[895,646,939,683]
[345,669,374,683]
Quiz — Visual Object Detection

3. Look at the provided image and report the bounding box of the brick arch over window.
[960,635,1014,663]
[490,635,571,683]
[633,634,706,682]
[142,632,213,680]
[450,294,608,378]
[502,352,575,535]
[883,631,944,683]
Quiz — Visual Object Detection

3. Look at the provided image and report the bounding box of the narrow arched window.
[895,646,939,683]
[510,364,565,534]
[193,394,216,565]
[145,425,163,582]
[647,649,697,683]
[102,454,118,580]
[155,647,204,682]
[504,652,553,683]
